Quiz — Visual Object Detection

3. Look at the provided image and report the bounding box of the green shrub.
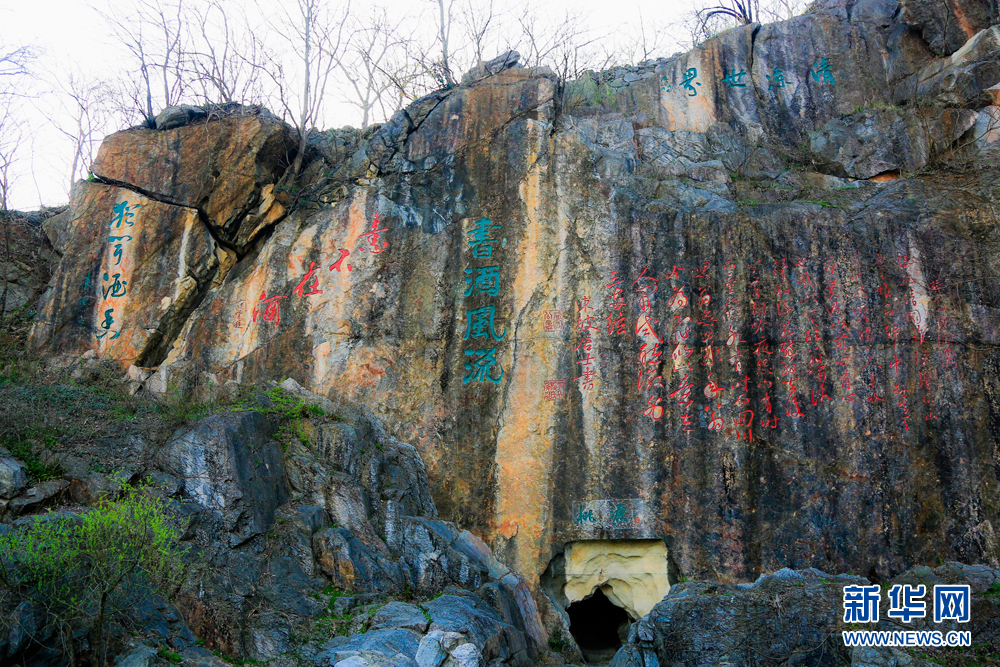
[0,483,185,666]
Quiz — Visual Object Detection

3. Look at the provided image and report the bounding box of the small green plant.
[801,199,837,208]
[548,627,569,653]
[159,648,183,664]
[3,436,63,481]
[851,101,901,115]
[985,581,1000,596]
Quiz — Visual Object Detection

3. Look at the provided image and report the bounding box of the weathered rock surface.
[144,385,542,665]
[545,540,671,619]
[610,563,1000,667]
[155,410,290,546]
[30,181,221,366]
[0,209,60,316]
[22,0,1000,655]
[809,106,978,178]
[0,454,27,499]
[91,112,296,248]
[900,0,998,56]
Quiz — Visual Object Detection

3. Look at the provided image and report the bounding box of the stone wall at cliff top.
[29,0,1000,600]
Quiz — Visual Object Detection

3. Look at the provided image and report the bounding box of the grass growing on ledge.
[0,304,341,479]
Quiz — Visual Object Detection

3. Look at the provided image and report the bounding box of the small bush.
[548,626,569,653]
[0,482,184,665]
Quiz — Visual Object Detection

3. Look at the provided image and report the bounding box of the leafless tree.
[51,73,115,192]
[0,45,33,81]
[516,8,605,80]
[0,42,33,322]
[267,0,351,175]
[430,0,458,86]
[185,0,266,105]
[334,7,415,128]
[684,0,809,48]
[606,10,674,67]
[0,105,24,213]
[100,0,188,125]
[456,0,498,68]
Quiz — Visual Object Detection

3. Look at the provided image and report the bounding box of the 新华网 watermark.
[842,584,972,647]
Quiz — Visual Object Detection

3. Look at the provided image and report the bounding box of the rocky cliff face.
[28,0,1000,632]
[0,379,546,666]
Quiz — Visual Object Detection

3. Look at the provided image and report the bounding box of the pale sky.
[1,0,695,210]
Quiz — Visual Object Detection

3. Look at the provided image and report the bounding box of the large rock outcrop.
[27,0,1000,636]
[0,209,60,318]
[610,562,1000,667]
[0,382,545,666]
[91,111,296,250]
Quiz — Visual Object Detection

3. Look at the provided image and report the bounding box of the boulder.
[399,517,491,595]
[809,106,977,178]
[462,51,521,84]
[115,644,159,667]
[312,527,404,593]
[154,105,191,130]
[7,479,70,516]
[911,27,1000,107]
[611,569,868,667]
[444,644,481,667]
[0,209,59,315]
[314,628,423,666]
[42,207,72,255]
[423,593,531,667]
[154,411,289,545]
[91,114,296,246]
[851,646,941,666]
[414,630,472,667]
[900,0,998,56]
[368,602,430,633]
[0,457,27,499]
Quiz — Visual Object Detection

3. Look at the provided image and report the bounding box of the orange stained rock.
[497,519,519,539]
[954,5,980,39]
[869,171,901,182]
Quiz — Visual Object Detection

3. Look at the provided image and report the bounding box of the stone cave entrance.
[566,587,631,663]
[541,539,671,664]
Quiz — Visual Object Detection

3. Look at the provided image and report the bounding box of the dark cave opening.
[567,587,631,663]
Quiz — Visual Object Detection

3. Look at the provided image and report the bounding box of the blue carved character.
[810,57,835,85]
[609,503,628,524]
[574,506,596,524]
[102,272,128,299]
[767,68,787,89]
[464,265,501,297]
[681,68,701,97]
[467,217,503,259]
[464,305,506,341]
[108,235,132,266]
[110,201,139,228]
[463,347,504,384]
[722,68,747,88]
[96,308,120,340]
